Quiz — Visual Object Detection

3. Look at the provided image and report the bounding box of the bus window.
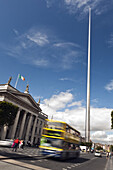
[47,122,64,129]
[45,130,62,137]
[40,137,63,148]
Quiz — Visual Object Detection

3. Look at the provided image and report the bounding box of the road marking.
[74,164,79,166]
[105,158,113,170]
[0,155,50,170]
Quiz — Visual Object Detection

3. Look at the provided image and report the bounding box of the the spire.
[85,8,91,142]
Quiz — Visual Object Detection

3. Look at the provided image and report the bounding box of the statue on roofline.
[37,98,40,105]
[7,76,12,85]
[24,84,29,93]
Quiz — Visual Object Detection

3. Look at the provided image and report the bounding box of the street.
[0,147,112,170]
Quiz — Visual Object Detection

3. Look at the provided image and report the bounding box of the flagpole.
[15,74,19,88]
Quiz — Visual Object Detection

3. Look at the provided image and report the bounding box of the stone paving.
[0,146,40,157]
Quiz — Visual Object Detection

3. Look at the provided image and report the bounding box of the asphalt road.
[0,147,111,170]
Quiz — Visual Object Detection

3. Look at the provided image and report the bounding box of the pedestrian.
[21,140,25,149]
[106,152,109,159]
[109,152,111,159]
[19,140,23,149]
[27,140,31,147]
[12,138,19,152]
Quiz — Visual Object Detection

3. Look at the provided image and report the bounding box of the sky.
[0,0,113,144]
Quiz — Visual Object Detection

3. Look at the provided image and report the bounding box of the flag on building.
[19,74,25,81]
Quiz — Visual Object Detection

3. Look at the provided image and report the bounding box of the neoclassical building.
[0,78,48,145]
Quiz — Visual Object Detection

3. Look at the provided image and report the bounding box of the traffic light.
[111,111,113,129]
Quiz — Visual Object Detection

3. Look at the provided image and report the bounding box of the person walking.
[12,138,19,152]
[109,152,111,159]
[106,152,109,159]
[21,140,25,150]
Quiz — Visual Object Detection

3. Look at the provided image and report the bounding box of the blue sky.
[1,0,113,144]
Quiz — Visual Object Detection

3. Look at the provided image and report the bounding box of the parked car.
[94,151,102,157]
[0,139,13,147]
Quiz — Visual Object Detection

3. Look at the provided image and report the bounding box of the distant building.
[81,136,85,143]
[0,80,48,145]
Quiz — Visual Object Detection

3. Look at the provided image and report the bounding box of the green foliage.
[111,111,113,129]
[80,142,92,148]
[110,145,113,152]
[0,101,18,127]
[96,146,103,150]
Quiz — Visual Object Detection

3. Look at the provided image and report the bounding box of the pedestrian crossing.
[0,147,104,170]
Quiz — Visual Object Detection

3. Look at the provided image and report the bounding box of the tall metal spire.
[85,8,91,142]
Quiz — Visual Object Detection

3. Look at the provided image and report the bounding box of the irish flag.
[19,74,25,81]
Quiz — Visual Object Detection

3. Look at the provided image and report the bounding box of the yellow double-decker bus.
[39,119,81,160]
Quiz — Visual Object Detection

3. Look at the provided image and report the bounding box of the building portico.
[0,80,48,145]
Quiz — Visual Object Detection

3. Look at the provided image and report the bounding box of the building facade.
[0,80,48,145]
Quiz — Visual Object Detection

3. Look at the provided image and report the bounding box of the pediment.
[10,92,39,109]
[0,84,40,109]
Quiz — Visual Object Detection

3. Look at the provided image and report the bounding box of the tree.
[80,142,92,149]
[0,101,18,127]
[110,145,113,152]
[111,111,113,129]
[96,146,103,150]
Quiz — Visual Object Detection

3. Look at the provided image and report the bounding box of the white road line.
[74,164,79,166]
[0,155,50,170]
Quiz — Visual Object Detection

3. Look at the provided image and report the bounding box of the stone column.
[31,116,38,145]
[37,119,41,134]
[25,114,33,143]
[35,119,41,143]
[19,111,27,139]
[10,108,21,139]
[41,122,44,135]
[1,126,8,140]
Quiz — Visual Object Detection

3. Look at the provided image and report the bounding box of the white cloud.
[59,77,76,82]
[13,29,19,36]
[45,0,112,19]
[105,80,113,91]
[107,34,113,47]
[91,98,98,103]
[33,59,49,67]
[64,0,106,18]
[53,42,80,48]
[68,101,82,107]
[27,32,49,46]
[91,131,113,144]
[40,90,113,144]
[33,95,43,101]
[42,90,73,110]
[1,28,83,70]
